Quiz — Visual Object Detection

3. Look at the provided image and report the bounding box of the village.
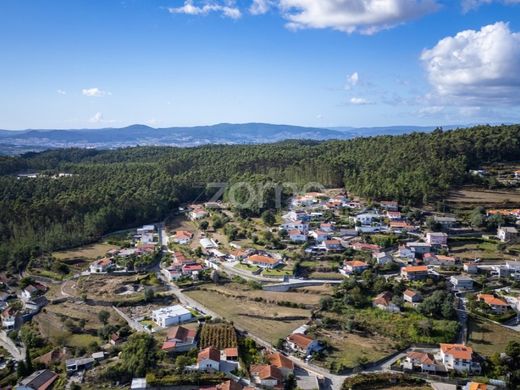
[1,182,520,390]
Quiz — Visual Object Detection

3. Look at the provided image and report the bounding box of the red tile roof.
[267,352,294,370]
[287,333,314,349]
[198,347,220,363]
[440,343,473,360]
[477,294,509,307]
[250,364,283,381]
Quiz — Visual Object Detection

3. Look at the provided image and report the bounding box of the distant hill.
[0,122,466,155]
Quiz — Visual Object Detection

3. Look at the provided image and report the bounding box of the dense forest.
[0,124,519,271]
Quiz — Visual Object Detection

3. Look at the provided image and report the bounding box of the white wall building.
[152,305,192,328]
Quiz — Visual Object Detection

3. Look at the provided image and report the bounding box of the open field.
[63,274,165,302]
[448,188,520,208]
[317,328,396,369]
[196,282,326,305]
[184,289,311,344]
[53,242,116,261]
[449,238,514,261]
[467,317,520,357]
[35,302,122,348]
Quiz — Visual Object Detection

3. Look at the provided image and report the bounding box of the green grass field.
[468,317,520,357]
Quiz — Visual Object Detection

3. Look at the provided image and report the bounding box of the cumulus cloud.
[82,87,110,97]
[346,71,360,89]
[169,0,242,19]
[349,97,370,105]
[89,112,104,123]
[421,22,520,105]
[250,0,276,14]
[462,0,520,12]
[56,89,66,95]
[278,0,439,34]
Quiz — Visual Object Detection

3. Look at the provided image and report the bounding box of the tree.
[119,333,158,378]
[98,310,110,325]
[199,220,209,230]
[144,288,155,302]
[261,210,276,226]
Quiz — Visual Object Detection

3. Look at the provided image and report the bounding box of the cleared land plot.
[35,302,121,348]
[198,283,324,305]
[449,239,513,261]
[53,242,116,261]
[184,289,311,344]
[317,329,396,369]
[448,188,520,207]
[468,317,520,357]
[64,274,163,302]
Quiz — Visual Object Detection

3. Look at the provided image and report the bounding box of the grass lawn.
[468,317,520,357]
[67,334,100,348]
[234,263,260,272]
[185,289,311,345]
[262,267,292,277]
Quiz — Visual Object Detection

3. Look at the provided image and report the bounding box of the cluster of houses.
[89,225,159,274]
[162,251,205,281]
[1,282,48,331]
[403,343,481,375]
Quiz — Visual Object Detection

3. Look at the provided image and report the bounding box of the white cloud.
[82,87,110,97]
[89,112,104,123]
[56,89,66,95]
[421,22,520,105]
[250,0,275,14]
[169,1,242,19]
[462,0,520,12]
[349,97,370,105]
[345,71,359,89]
[278,0,439,34]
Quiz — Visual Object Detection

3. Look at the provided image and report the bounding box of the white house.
[172,231,193,244]
[406,242,432,255]
[152,305,192,328]
[426,232,448,246]
[403,289,422,304]
[450,275,474,291]
[250,364,283,388]
[281,220,309,233]
[439,344,480,373]
[89,258,113,274]
[309,230,330,242]
[354,212,380,225]
[286,333,321,356]
[373,252,393,265]
[463,262,479,274]
[498,226,518,242]
[200,238,218,249]
[197,347,220,371]
[245,254,282,269]
[403,351,437,373]
[477,294,510,314]
[288,230,307,242]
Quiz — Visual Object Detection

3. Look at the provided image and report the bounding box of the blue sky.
[1,0,520,129]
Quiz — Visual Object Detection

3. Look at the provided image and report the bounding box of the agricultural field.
[199,323,237,349]
[184,288,312,344]
[467,317,520,357]
[52,242,117,274]
[449,238,514,261]
[317,328,396,370]
[196,282,326,306]
[448,188,520,209]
